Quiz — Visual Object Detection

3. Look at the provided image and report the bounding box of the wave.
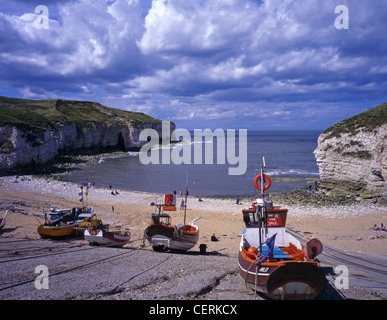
[150,139,213,151]
[98,151,139,163]
[257,168,319,176]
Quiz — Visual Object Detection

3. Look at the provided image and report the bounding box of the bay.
[62,130,321,197]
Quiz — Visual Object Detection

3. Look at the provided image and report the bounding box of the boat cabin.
[242,203,288,228]
[151,213,172,225]
[43,208,71,224]
[242,198,289,247]
[43,206,94,225]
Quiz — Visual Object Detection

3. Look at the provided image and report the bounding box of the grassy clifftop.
[0,96,161,132]
[322,102,387,140]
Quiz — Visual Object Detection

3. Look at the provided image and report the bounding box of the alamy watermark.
[32,4,349,31]
[139,122,247,176]
[34,5,49,30]
[34,265,49,290]
[334,265,349,290]
[334,5,349,30]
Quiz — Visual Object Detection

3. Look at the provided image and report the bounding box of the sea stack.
[314,102,387,204]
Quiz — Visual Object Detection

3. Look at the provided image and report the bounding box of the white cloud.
[138,0,259,55]
[0,0,386,129]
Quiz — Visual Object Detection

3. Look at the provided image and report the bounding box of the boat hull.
[238,250,326,300]
[84,229,130,247]
[145,223,199,251]
[37,224,77,239]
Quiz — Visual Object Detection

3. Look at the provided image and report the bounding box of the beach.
[0,175,386,301]
[1,175,386,256]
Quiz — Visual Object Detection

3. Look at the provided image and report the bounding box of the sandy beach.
[1,174,387,301]
[1,175,386,256]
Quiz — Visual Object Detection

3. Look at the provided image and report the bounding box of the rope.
[243,251,269,300]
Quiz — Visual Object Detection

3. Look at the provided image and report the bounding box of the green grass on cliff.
[322,102,387,139]
[0,96,162,132]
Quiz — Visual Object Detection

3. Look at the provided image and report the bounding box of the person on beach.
[236,196,240,205]
[180,199,185,210]
[112,206,115,213]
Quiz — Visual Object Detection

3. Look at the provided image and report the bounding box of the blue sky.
[1,0,386,130]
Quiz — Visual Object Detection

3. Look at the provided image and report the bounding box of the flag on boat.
[256,233,276,265]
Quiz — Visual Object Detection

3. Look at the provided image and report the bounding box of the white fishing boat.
[237,158,326,300]
[82,215,130,247]
[84,228,131,247]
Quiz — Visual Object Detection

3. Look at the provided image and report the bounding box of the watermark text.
[139,122,247,175]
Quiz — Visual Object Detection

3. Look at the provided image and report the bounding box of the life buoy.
[254,174,271,191]
[247,247,258,259]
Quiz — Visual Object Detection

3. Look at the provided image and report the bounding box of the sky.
[0,0,386,130]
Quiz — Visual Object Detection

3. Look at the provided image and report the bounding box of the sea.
[62,130,321,197]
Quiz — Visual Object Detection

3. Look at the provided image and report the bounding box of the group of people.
[372,223,386,232]
[109,185,119,196]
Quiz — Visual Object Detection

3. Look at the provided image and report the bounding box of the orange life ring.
[254,174,271,191]
[247,247,258,259]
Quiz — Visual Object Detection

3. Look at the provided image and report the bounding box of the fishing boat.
[37,222,78,239]
[237,158,326,300]
[37,206,94,239]
[84,228,131,247]
[143,208,199,251]
[82,215,131,247]
[143,174,200,252]
[0,210,8,231]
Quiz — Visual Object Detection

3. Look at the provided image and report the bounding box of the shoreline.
[6,149,383,202]
[0,174,386,256]
[1,173,385,215]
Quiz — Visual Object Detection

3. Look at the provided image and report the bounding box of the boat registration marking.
[237,261,270,276]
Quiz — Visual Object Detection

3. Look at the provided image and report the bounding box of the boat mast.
[259,157,266,254]
[80,185,84,208]
[183,171,188,225]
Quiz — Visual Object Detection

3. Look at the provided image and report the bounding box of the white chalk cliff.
[0,97,174,171]
[314,103,387,202]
